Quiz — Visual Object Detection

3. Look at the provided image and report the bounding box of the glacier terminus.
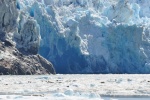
[12,0,150,74]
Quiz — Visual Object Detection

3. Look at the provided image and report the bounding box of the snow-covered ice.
[0,75,150,100]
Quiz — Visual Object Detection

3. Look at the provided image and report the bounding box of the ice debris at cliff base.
[15,0,150,74]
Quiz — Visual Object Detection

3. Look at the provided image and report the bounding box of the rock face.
[0,42,55,75]
[0,0,55,75]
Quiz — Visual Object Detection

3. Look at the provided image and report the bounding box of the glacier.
[14,0,150,74]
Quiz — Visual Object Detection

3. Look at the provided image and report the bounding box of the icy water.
[0,95,150,100]
[0,74,150,100]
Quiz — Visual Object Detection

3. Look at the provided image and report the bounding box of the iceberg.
[14,0,150,74]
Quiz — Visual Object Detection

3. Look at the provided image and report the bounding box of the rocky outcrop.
[0,41,55,75]
[0,0,55,75]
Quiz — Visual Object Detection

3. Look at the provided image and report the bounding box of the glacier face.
[15,0,150,74]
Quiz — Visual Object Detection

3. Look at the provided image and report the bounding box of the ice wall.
[16,0,150,74]
[0,0,18,33]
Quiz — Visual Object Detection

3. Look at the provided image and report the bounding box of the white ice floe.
[0,75,150,100]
